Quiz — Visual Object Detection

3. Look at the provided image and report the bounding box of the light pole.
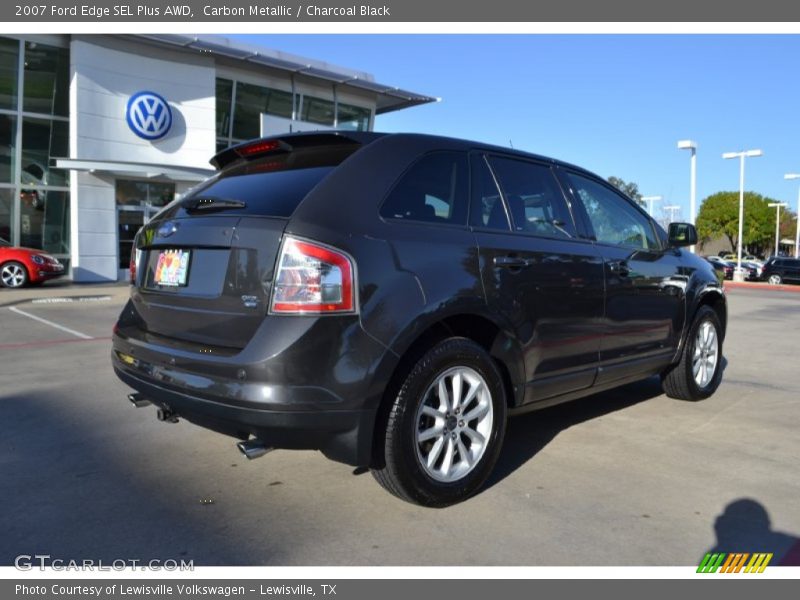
[663,205,681,223]
[641,195,663,217]
[767,202,788,257]
[722,149,762,280]
[678,140,697,252]
[784,173,800,259]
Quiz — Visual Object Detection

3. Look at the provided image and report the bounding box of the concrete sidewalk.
[0,281,130,307]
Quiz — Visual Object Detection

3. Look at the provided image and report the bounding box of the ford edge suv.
[112,132,726,506]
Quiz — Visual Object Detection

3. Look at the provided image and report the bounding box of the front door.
[116,179,175,280]
[561,170,687,385]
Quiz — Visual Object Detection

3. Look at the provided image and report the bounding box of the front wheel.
[1,261,29,288]
[371,337,507,507]
[768,274,782,285]
[662,306,723,401]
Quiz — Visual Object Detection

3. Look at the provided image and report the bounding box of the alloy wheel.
[693,321,719,389]
[1,264,26,288]
[415,366,494,483]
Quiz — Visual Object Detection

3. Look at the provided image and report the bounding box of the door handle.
[494,256,529,269]
[608,260,630,276]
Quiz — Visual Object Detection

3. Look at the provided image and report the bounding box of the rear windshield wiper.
[181,196,247,212]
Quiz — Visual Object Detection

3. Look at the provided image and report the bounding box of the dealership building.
[0,34,435,281]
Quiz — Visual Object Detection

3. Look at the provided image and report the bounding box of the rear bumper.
[112,351,377,467]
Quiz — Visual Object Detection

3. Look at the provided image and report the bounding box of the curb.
[725,281,800,294]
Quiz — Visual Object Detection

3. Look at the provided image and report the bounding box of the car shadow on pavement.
[485,376,665,490]
[0,389,262,565]
[702,498,800,566]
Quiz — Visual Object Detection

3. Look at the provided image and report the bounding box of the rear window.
[158,145,358,219]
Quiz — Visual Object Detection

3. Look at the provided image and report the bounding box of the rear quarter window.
[380,152,469,226]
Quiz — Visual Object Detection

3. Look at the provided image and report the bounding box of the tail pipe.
[128,393,151,408]
[237,439,274,460]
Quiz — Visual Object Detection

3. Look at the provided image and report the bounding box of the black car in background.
[112,132,727,506]
[704,256,734,280]
[762,256,800,284]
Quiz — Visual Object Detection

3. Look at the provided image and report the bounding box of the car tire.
[768,274,782,285]
[371,337,507,507]
[1,261,29,288]
[662,305,723,401]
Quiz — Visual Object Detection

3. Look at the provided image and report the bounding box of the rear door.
[559,170,687,385]
[131,142,359,350]
[471,154,604,403]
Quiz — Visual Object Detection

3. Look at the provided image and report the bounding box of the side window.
[488,157,576,238]
[567,172,658,250]
[380,152,468,225]
[470,154,509,231]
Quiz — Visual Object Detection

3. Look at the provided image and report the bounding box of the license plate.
[154,249,190,287]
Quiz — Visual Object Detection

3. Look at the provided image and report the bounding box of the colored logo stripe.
[697,552,773,573]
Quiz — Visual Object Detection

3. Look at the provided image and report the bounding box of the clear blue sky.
[233,34,800,220]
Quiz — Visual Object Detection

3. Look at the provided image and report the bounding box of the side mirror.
[668,222,698,248]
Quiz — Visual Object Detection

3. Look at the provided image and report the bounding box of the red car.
[0,238,66,288]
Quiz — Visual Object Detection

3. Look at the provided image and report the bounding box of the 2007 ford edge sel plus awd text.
[113,132,726,506]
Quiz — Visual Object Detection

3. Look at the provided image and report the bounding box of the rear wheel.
[768,274,782,285]
[1,261,29,288]
[662,306,723,401]
[371,337,507,507]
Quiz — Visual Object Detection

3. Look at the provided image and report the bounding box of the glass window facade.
[0,37,70,260]
[301,95,335,126]
[216,77,232,138]
[23,41,69,117]
[0,188,13,243]
[115,179,175,208]
[215,77,373,149]
[0,37,18,111]
[0,114,16,183]
[21,117,69,187]
[232,82,292,140]
[337,102,371,131]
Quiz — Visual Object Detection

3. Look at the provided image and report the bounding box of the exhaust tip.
[237,439,273,460]
[156,407,179,423]
[128,393,151,408]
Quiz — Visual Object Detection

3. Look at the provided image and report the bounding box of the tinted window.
[161,145,358,219]
[381,152,469,225]
[488,157,575,238]
[567,172,658,250]
[470,154,509,231]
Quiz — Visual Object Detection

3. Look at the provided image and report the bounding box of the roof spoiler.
[210,131,384,170]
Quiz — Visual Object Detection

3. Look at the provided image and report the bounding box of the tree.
[696,191,779,255]
[607,176,642,204]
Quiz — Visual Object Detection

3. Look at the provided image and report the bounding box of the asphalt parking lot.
[1,284,799,566]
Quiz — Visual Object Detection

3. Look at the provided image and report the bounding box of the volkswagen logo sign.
[126,91,172,141]
[157,221,179,238]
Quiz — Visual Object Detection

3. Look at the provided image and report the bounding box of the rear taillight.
[270,236,355,314]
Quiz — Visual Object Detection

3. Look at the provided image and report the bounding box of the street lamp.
[641,195,663,217]
[722,149,762,280]
[663,205,681,223]
[678,140,697,252]
[784,173,800,259]
[767,202,788,257]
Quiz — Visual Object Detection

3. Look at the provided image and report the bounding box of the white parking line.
[8,306,93,340]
